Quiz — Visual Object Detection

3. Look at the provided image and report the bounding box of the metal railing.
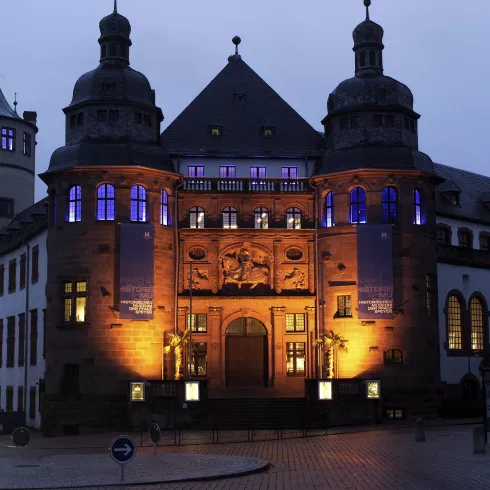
[183,178,310,193]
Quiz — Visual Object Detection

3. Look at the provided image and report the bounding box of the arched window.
[286,207,302,229]
[360,51,366,67]
[67,185,82,223]
[381,186,397,223]
[384,349,403,364]
[96,184,115,221]
[222,207,238,229]
[189,206,205,229]
[324,192,335,228]
[349,187,366,224]
[110,43,117,56]
[413,189,425,225]
[160,190,169,226]
[130,185,148,222]
[470,297,485,351]
[369,51,376,65]
[447,295,463,350]
[254,207,269,229]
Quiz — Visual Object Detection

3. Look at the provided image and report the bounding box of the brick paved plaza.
[2,424,490,489]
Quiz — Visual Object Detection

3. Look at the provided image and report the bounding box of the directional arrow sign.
[110,436,136,465]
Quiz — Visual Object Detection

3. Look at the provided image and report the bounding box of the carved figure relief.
[221,245,270,289]
[186,268,209,290]
[284,268,306,290]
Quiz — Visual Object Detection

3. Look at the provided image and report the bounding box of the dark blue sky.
[1,0,488,200]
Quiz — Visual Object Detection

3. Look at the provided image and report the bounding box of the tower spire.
[365,0,371,20]
[13,93,18,114]
[114,0,118,13]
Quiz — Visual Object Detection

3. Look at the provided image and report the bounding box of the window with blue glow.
[381,186,397,223]
[325,192,335,228]
[250,167,266,179]
[282,167,298,179]
[349,187,366,224]
[413,189,424,225]
[96,184,115,221]
[161,190,169,226]
[1,128,15,152]
[286,207,302,229]
[190,207,205,229]
[67,186,82,223]
[130,185,148,222]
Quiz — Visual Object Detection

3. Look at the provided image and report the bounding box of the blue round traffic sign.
[110,436,136,465]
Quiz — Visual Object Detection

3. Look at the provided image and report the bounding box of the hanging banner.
[120,223,154,320]
[357,225,393,319]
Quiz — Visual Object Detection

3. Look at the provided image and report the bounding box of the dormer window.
[234,93,247,103]
[211,127,221,136]
[448,192,459,205]
[263,126,274,137]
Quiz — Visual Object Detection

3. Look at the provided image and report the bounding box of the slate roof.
[0,89,19,119]
[434,163,490,223]
[161,55,324,158]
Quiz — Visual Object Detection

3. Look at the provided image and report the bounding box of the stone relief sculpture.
[284,268,306,290]
[222,246,269,289]
[186,268,209,290]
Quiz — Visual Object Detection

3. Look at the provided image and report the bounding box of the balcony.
[183,178,311,193]
[437,244,490,269]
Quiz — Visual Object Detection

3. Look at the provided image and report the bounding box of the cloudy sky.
[1,0,488,201]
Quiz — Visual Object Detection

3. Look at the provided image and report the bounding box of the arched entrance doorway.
[225,317,268,388]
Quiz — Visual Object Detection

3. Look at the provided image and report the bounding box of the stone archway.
[225,317,268,388]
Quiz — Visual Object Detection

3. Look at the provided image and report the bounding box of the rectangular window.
[187,313,207,333]
[337,295,352,317]
[426,274,437,319]
[0,319,3,367]
[109,110,119,123]
[219,166,236,178]
[77,112,84,126]
[350,116,360,129]
[1,127,16,151]
[437,227,450,245]
[374,115,383,127]
[0,198,14,218]
[134,112,142,124]
[404,118,410,130]
[0,264,4,296]
[97,110,107,122]
[386,408,404,420]
[23,132,32,157]
[143,114,152,127]
[29,387,36,420]
[32,246,39,283]
[481,234,490,252]
[62,280,88,323]
[410,120,416,133]
[61,364,80,395]
[70,114,76,128]
[190,342,208,377]
[385,115,395,127]
[6,317,15,367]
[17,386,23,412]
[30,309,38,366]
[286,342,306,377]
[285,313,306,332]
[281,167,298,179]
[8,259,16,293]
[459,231,471,248]
[18,314,25,367]
[340,118,349,130]
[6,386,13,412]
[250,166,267,179]
[188,165,204,178]
[20,253,26,290]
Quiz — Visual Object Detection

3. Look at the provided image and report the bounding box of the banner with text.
[357,224,394,319]
[120,223,154,320]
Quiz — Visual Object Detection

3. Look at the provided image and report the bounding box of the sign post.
[110,435,136,482]
[12,427,31,460]
[149,423,161,455]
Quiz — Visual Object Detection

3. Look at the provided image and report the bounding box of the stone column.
[270,306,286,388]
[208,306,223,390]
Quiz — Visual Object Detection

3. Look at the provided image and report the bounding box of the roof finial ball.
[232,36,241,55]
[364,0,371,20]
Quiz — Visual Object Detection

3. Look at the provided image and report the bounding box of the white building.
[434,163,490,416]
[0,199,48,429]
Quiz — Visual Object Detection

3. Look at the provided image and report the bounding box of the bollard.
[415,418,425,442]
[473,426,486,454]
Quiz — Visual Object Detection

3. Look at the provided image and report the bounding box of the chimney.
[23,111,37,125]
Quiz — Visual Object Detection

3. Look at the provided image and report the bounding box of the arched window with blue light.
[130,185,148,222]
[381,186,397,223]
[96,184,115,221]
[413,189,425,225]
[324,192,335,228]
[67,185,82,223]
[349,187,366,224]
[160,190,169,226]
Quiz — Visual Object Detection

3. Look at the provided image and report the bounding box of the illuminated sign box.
[318,380,333,400]
[366,380,381,400]
[130,381,145,402]
[185,381,200,402]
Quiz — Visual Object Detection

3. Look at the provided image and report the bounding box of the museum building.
[1,0,489,432]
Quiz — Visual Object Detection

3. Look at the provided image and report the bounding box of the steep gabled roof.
[0,89,19,119]
[434,163,490,223]
[161,56,324,158]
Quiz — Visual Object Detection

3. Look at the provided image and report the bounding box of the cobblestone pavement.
[2,425,490,489]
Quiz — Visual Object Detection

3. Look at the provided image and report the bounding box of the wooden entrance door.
[225,318,268,388]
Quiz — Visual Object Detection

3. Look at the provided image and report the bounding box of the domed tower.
[40,2,179,436]
[312,1,441,417]
[0,90,38,227]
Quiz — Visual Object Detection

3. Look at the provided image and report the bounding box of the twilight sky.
[1,0,488,201]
